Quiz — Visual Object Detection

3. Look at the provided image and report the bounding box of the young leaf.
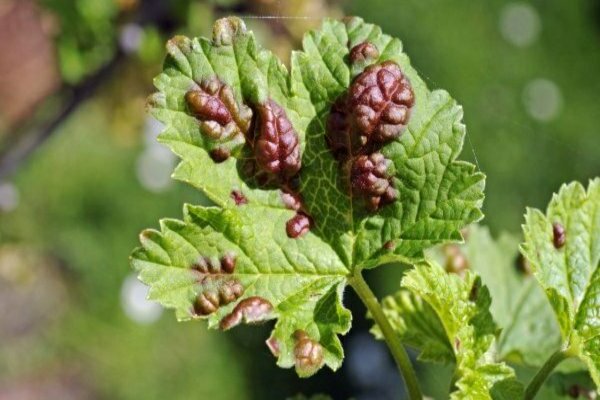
[132,16,483,376]
[374,288,454,363]
[428,226,561,366]
[522,179,600,384]
[378,264,521,399]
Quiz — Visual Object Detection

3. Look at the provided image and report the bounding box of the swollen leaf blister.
[185,77,252,162]
[219,296,273,330]
[254,100,301,181]
[349,61,414,144]
[190,253,244,316]
[293,330,325,377]
[350,152,397,211]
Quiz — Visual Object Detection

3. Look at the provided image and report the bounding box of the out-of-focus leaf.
[460,226,560,366]
[522,179,600,385]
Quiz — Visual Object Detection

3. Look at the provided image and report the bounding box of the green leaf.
[522,179,600,385]
[133,16,483,376]
[374,288,454,363]
[293,17,485,268]
[427,225,561,366]
[380,264,520,399]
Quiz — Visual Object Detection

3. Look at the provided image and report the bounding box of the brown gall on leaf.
[383,240,395,251]
[349,42,380,80]
[212,17,247,46]
[349,42,379,65]
[566,385,595,399]
[220,252,237,273]
[219,296,273,330]
[350,152,398,211]
[515,253,532,275]
[266,336,281,357]
[190,254,244,316]
[349,61,415,144]
[280,190,302,211]
[209,148,231,163]
[293,330,324,377]
[286,212,311,239]
[230,190,248,206]
[443,245,469,277]
[553,222,566,249]
[254,100,301,181]
[326,94,366,160]
[185,77,252,161]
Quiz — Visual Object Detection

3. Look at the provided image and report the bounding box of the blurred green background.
[0,0,598,399]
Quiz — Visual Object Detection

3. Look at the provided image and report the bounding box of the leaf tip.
[212,17,247,46]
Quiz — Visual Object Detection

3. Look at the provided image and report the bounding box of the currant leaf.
[132,204,351,377]
[522,179,600,385]
[378,264,521,399]
[428,225,561,367]
[133,16,484,377]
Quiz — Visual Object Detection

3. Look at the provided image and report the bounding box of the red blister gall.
[286,212,311,238]
[293,330,324,376]
[209,147,230,163]
[349,61,414,144]
[185,77,252,162]
[254,100,301,180]
[553,222,566,248]
[191,254,244,316]
[219,296,273,330]
[349,41,379,65]
[280,190,302,211]
[266,336,281,357]
[350,152,397,210]
[230,190,248,206]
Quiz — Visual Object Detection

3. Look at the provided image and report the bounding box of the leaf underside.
[522,179,600,385]
[132,16,484,376]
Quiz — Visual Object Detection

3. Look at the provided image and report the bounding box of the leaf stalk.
[349,270,423,400]
[524,349,570,400]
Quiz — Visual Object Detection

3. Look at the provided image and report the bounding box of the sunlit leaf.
[132,16,483,376]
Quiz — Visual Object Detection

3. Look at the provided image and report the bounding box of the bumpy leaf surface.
[428,226,561,366]
[379,264,520,399]
[132,16,484,376]
[522,179,600,384]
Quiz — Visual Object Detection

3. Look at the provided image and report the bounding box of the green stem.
[350,271,423,400]
[524,349,569,400]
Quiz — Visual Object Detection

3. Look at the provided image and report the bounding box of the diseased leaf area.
[379,264,522,399]
[132,16,482,376]
[522,179,600,385]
